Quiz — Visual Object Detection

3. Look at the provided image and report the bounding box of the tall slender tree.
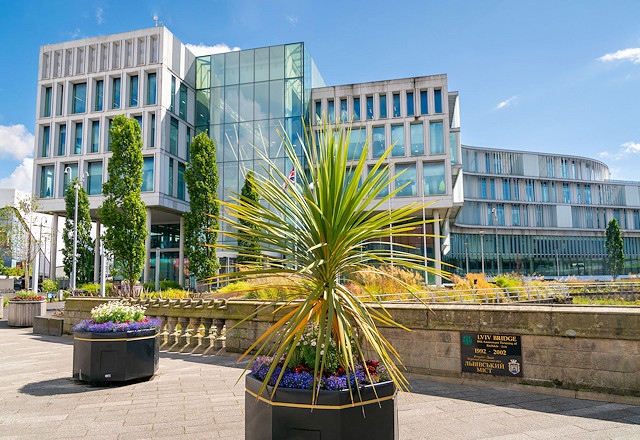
[63,178,94,284]
[605,218,625,280]
[236,171,261,265]
[98,115,147,294]
[184,132,219,288]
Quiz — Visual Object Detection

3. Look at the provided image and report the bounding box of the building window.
[95,80,103,111]
[577,184,582,204]
[372,126,385,158]
[429,121,444,154]
[149,113,156,148]
[513,180,519,201]
[90,121,99,153]
[87,162,102,195]
[111,77,121,109]
[395,163,416,197]
[634,210,640,229]
[496,204,505,226]
[40,166,54,198]
[368,165,389,198]
[526,180,534,202]
[410,124,424,156]
[546,157,554,177]
[561,158,569,178]
[179,83,187,120]
[169,117,179,155]
[503,180,511,201]
[392,93,400,117]
[512,205,521,226]
[379,94,387,119]
[186,127,191,160]
[168,159,174,196]
[178,162,186,200]
[347,127,366,160]
[541,181,549,202]
[57,124,66,156]
[563,183,571,203]
[406,91,414,116]
[142,157,154,192]
[522,205,529,226]
[129,75,138,107]
[340,98,348,122]
[423,162,446,196]
[43,87,52,117]
[74,122,82,154]
[366,96,374,120]
[168,76,176,113]
[315,101,322,122]
[391,125,405,157]
[72,83,86,114]
[327,99,335,123]
[146,72,156,105]
[420,90,428,115]
[434,89,442,113]
[585,185,592,204]
[353,97,360,121]
[490,179,496,199]
[536,205,544,227]
[41,126,50,157]
[479,178,487,199]
[551,182,557,203]
[62,163,78,196]
[56,84,64,116]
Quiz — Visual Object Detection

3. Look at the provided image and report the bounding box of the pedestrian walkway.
[0,322,639,439]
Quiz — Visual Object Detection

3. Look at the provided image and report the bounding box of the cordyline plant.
[211,121,447,403]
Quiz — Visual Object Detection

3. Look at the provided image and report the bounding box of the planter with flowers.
[7,291,46,327]
[72,301,161,383]
[214,122,446,439]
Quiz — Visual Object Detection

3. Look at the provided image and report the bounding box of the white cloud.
[185,43,240,56]
[495,96,518,110]
[599,48,640,64]
[598,141,640,161]
[286,15,298,25]
[0,158,33,193]
[0,125,34,160]
[96,7,103,25]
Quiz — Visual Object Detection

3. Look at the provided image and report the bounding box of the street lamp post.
[65,168,88,294]
[465,241,469,274]
[492,207,500,276]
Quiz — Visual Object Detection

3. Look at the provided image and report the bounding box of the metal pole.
[100,241,106,297]
[422,192,428,284]
[71,181,79,294]
[155,248,161,292]
[465,241,469,274]
[492,208,500,276]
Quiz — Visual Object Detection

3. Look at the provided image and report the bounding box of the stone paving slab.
[0,321,639,439]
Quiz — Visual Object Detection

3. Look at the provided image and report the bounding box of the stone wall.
[64,298,640,398]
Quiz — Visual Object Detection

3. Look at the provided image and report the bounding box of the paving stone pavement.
[1,321,639,439]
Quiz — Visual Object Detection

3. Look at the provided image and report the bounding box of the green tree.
[605,218,625,280]
[236,171,261,265]
[98,115,147,294]
[183,132,219,287]
[63,178,94,285]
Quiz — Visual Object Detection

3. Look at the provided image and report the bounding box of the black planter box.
[73,329,159,383]
[245,374,398,440]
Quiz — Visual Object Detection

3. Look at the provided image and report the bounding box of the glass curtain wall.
[195,43,321,246]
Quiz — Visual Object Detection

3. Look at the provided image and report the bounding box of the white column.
[94,221,101,283]
[179,216,185,287]
[143,207,152,283]
[49,213,58,280]
[434,211,442,286]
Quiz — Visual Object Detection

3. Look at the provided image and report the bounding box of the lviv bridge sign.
[460,333,523,377]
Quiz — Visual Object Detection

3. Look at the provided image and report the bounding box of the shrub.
[142,288,191,299]
[12,291,44,301]
[142,280,183,292]
[41,278,59,293]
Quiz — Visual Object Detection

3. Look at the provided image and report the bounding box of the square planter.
[33,316,64,336]
[7,300,46,327]
[245,374,398,440]
[73,329,159,383]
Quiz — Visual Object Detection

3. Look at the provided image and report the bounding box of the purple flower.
[73,318,162,333]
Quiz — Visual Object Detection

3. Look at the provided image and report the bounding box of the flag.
[282,167,295,190]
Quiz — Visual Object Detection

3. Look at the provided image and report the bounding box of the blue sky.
[1,0,640,192]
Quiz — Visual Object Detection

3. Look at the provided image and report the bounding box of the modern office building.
[32,26,640,284]
[33,26,461,285]
[447,146,640,277]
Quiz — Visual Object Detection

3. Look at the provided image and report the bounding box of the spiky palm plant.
[213,122,447,402]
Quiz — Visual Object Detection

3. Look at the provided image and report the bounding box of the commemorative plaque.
[460,333,523,377]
